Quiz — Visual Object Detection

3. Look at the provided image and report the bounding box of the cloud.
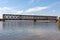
[0,7,23,14]
[0,7,24,18]
[15,10,23,14]
[25,6,48,12]
[0,7,11,11]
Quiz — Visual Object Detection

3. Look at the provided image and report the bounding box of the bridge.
[3,14,57,22]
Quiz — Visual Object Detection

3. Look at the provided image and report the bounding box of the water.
[0,20,60,40]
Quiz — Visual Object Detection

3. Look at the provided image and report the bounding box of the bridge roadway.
[3,14,57,22]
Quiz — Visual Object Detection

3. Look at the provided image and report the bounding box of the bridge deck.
[3,14,57,22]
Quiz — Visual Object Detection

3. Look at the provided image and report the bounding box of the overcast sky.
[0,0,60,18]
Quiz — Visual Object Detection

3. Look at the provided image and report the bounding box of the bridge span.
[3,14,57,22]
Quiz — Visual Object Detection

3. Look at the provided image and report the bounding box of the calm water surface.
[0,20,60,40]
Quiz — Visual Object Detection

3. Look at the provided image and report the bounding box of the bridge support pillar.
[34,19,36,22]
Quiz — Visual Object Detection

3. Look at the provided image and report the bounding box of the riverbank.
[0,19,5,21]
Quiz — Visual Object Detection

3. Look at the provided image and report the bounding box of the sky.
[0,0,60,18]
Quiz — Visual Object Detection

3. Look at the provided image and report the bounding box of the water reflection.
[3,20,58,31]
[0,21,3,31]
[0,20,60,40]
